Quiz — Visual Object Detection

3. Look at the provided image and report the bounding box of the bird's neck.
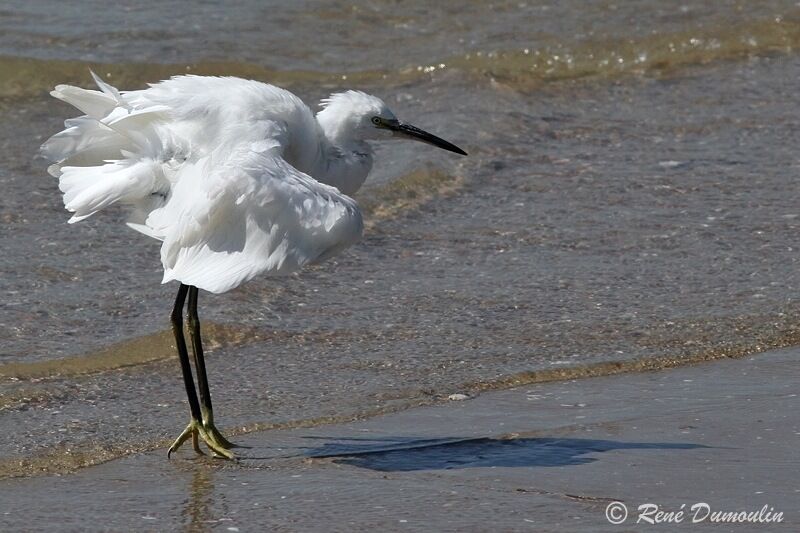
[313,120,373,197]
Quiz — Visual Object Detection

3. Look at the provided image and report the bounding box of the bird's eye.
[371,117,382,125]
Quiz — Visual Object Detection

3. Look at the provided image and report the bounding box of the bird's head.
[317,90,467,155]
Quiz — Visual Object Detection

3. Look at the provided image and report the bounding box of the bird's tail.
[41,72,169,224]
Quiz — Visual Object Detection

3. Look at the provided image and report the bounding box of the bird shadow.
[298,435,710,472]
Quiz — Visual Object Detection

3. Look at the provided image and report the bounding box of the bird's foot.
[168,417,236,460]
[200,408,239,450]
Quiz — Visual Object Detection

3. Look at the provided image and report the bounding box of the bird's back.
[126,76,324,174]
[42,74,363,293]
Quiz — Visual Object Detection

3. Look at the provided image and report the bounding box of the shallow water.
[2,349,796,530]
[2,2,800,475]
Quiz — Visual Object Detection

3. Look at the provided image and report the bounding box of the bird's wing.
[43,74,361,293]
[145,143,363,294]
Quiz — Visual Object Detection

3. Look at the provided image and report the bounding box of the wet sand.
[1,349,796,531]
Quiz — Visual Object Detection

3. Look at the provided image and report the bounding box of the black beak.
[393,123,467,156]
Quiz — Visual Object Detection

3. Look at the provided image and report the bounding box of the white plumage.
[43,74,371,293]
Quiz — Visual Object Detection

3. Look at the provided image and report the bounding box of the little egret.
[41,73,466,459]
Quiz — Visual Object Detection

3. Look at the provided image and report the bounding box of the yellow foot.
[168,418,236,460]
[201,408,239,450]
[205,423,237,450]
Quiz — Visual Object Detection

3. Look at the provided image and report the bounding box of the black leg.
[187,285,213,418]
[168,283,236,458]
[170,284,202,423]
[187,286,236,449]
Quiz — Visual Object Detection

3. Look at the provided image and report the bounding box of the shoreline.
[1,347,797,530]
[1,329,797,481]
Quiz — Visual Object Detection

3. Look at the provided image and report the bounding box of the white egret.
[41,73,466,459]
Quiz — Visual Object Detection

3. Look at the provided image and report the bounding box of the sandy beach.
[1,349,796,531]
[3,3,800,531]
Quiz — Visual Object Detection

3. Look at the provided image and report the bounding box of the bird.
[40,72,466,459]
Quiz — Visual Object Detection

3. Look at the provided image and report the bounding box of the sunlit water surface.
[1,0,800,475]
